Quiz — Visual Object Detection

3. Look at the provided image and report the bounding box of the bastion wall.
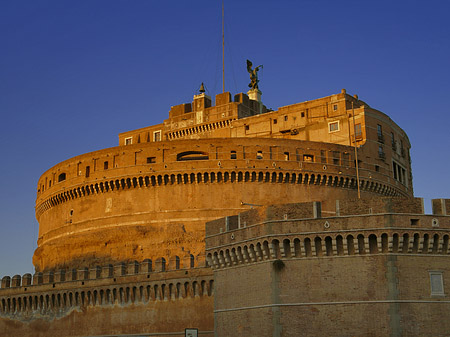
[205,198,450,337]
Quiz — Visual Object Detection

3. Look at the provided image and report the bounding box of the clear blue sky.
[1,0,449,278]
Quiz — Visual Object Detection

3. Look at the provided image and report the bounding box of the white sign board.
[185,328,198,337]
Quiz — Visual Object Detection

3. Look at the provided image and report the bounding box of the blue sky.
[1,0,449,278]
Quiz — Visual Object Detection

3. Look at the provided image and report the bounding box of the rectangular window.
[284,115,288,121]
[303,154,314,162]
[320,150,327,163]
[332,151,340,165]
[329,121,339,133]
[343,153,350,167]
[153,131,161,142]
[333,104,338,111]
[256,151,263,159]
[245,125,249,131]
[430,272,445,296]
[230,151,237,160]
[147,157,156,164]
[273,119,277,124]
[378,145,385,159]
[301,112,305,117]
[377,124,384,143]
[284,152,289,161]
[355,123,362,137]
[104,161,108,170]
[125,137,133,145]
[375,165,380,172]
[85,166,90,178]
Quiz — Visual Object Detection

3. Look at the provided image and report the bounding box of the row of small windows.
[125,130,162,146]
[378,124,406,158]
[39,148,356,192]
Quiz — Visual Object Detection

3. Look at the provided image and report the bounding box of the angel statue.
[246,59,263,90]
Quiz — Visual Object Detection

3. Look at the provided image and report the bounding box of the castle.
[0,85,449,336]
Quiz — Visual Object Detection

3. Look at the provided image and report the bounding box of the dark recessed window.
[147,157,156,164]
[230,151,237,159]
[104,161,108,170]
[58,173,66,182]
[273,119,277,124]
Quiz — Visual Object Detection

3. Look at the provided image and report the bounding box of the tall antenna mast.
[222,0,225,93]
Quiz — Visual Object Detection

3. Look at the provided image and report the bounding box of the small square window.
[375,165,380,172]
[301,112,305,117]
[284,115,288,121]
[230,151,237,159]
[303,154,314,162]
[256,151,263,159]
[245,125,250,131]
[273,119,277,124]
[430,272,445,296]
[329,121,339,133]
[333,104,338,111]
[125,137,133,145]
[147,157,156,164]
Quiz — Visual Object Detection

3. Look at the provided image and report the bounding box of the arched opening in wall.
[210,172,216,183]
[1,299,5,313]
[402,233,410,253]
[184,282,190,298]
[392,233,399,252]
[244,171,249,182]
[175,256,180,270]
[190,254,195,268]
[176,151,209,161]
[170,174,175,184]
[183,174,188,184]
[293,238,301,257]
[256,242,263,260]
[58,173,66,182]
[197,173,202,183]
[238,171,243,182]
[357,235,365,254]
[325,236,333,256]
[278,172,284,183]
[164,175,169,185]
[176,283,182,299]
[217,172,223,182]
[283,239,291,258]
[423,234,430,253]
[291,173,296,183]
[346,235,355,255]
[284,173,290,183]
[369,234,378,254]
[157,175,162,185]
[443,235,449,254]
[432,234,440,253]
[272,240,280,258]
[224,172,229,182]
[154,285,160,300]
[251,172,256,182]
[336,235,344,255]
[304,238,312,257]
[190,173,195,184]
[314,237,323,257]
[381,233,389,253]
[201,280,206,296]
[271,172,277,183]
[169,283,174,300]
[258,172,263,182]
[204,172,209,183]
[265,172,270,182]
[177,174,182,184]
[411,233,420,253]
[231,171,236,182]
[263,241,270,258]
[209,280,214,295]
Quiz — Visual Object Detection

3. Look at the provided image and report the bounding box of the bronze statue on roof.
[246,59,263,90]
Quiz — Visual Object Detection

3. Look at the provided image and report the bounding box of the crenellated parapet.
[0,259,213,320]
[205,199,450,270]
